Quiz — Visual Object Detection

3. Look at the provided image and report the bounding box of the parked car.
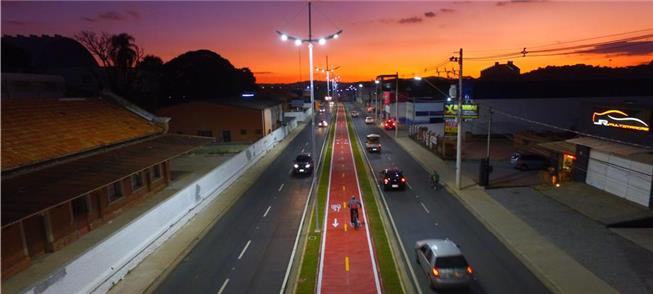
[415,239,474,289]
[365,134,381,153]
[381,168,406,190]
[365,116,375,124]
[318,120,328,127]
[293,154,314,175]
[351,110,360,118]
[510,152,550,170]
[384,119,396,130]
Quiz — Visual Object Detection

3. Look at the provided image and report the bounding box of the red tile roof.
[1,98,163,171]
[1,134,211,227]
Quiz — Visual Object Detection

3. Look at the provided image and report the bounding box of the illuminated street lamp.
[276,1,342,233]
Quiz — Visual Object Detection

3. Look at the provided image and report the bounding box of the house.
[156,98,284,143]
[1,95,210,279]
[480,61,520,80]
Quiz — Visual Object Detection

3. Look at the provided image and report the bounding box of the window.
[256,129,262,135]
[435,256,468,268]
[131,172,144,191]
[152,165,162,180]
[197,130,213,137]
[241,129,247,135]
[72,196,89,216]
[108,181,123,202]
[425,247,434,262]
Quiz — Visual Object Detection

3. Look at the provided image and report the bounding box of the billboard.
[443,103,479,119]
[592,107,651,132]
[444,119,457,136]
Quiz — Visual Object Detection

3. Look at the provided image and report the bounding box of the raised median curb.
[108,121,310,294]
[387,131,618,294]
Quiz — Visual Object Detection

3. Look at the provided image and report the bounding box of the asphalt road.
[348,104,550,294]
[155,111,332,294]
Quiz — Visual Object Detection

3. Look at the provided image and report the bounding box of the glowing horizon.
[2,1,652,84]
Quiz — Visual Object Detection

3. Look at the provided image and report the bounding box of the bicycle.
[351,209,360,230]
[431,172,440,190]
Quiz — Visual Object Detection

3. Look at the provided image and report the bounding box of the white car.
[351,111,360,118]
[415,239,474,289]
[317,120,328,127]
[364,116,374,124]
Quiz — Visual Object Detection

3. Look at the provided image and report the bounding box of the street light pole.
[455,48,463,189]
[395,72,399,138]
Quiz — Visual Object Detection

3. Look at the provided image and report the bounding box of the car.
[351,111,360,118]
[415,239,474,289]
[317,120,328,127]
[329,101,335,107]
[510,152,550,170]
[365,116,375,124]
[319,108,326,113]
[365,134,381,153]
[367,106,375,113]
[384,119,396,130]
[292,154,314,175]
[380,168,406,190]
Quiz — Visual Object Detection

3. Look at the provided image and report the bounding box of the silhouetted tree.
[161,49,257,106]
[133,55,165,110]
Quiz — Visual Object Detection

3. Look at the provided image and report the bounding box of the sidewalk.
[109,121,308,293]
[384,128,619,294]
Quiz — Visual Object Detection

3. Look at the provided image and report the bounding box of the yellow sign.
[592,109,650,132]
[444,103,479,119]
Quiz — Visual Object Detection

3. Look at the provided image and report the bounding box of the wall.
[21,109,307,294]
[157,101,263,142]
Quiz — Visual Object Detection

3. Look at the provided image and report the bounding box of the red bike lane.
[317,105,382,294]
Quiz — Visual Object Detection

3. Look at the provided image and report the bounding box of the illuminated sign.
[444,119,457,136]
[444,103,479,119]
[592,108,650,132]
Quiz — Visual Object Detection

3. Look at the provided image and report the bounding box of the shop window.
[72,196,89,216]
[241,129,247,135]
[152,164,162,180]
[131,172,144,191]
[108,181,123,202]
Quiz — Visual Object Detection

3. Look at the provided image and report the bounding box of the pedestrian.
[349,195,362,228]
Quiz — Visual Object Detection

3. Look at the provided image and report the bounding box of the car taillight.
[384,178,389,184]
[401,177,406,183]
[466,266,473,274]
[432,267,440,277]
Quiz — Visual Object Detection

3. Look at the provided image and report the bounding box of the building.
[1,94,209,279]
[156,98,284,143]
[480,61,520,80]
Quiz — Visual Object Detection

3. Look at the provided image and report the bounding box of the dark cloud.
[440,8,455,13]
[579,41,653,56]
[6,20,28,26]
[497,0,545,6]
[398,16,423,24]
[253,71,273,75]
[81,10,140,23]
[424,11,436,18]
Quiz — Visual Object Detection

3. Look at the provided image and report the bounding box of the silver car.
[415,239,473,289]
[364,116,374,124]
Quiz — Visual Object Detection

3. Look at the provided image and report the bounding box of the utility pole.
[455,48,463,189]
[395,72,399,138]
[326,55,330,97]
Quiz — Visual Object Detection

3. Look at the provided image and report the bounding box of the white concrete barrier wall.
[24,110,309,294]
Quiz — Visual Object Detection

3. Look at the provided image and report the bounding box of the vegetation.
[296,119,335,294]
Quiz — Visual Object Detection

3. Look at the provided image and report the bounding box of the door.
[222,130,231,142]
[586,150,652,207]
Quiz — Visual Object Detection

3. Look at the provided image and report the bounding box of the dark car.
[293,154,314,175]
[510,153,550,170]
[381,168,406,190]
[384,119,396,130]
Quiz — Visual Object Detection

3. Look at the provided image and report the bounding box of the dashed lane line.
[263,206,271,218]
[237,240,252,260]
[217,278,229,294]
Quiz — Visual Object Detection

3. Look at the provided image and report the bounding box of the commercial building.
[1,92,209,279]
[156,98,284,143]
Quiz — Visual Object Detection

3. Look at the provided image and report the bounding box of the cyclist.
[349,195,362,229]
[431,170,440,190]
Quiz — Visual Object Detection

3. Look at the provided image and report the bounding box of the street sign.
[443,103,479,119]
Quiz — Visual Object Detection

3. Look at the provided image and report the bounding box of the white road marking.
[217,278,229,294]
[278,183,285,192]
[301,148,305,153]
[407,183,414,190]
[420,202,430,214]
[237,240,251,260]
[263,206,271,218]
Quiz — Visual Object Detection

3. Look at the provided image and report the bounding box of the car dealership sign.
[443,103,479,119]
[592,108,650,132]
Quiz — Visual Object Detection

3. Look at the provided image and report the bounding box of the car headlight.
[294,164,299,168]
[305,164,311,168]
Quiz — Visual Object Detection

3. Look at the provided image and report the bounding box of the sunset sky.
[3,1,653,83]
